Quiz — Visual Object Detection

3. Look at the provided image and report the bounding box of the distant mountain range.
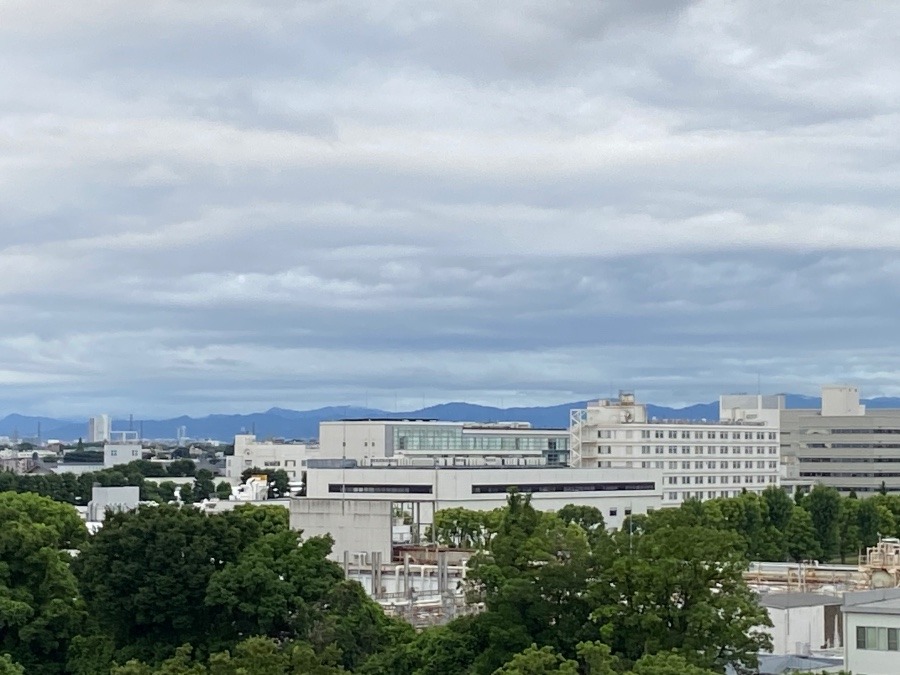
[4,394,900,443]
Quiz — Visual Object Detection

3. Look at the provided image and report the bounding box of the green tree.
[465,492,597,672]
[591,524,771,673]
[214,481,232,500]
[75,505,247,662]
[192,470,216,502]
[167,459,196,478]
[179,483,195,504]
[837,498,861,563]
[804,485,841,560]
[493,644,579,674]
[0,655,25,675]
[858,498,882,548]
[785,506,822,563]
[0,493,88,674]
[205,530,343,644]
[630,651,718,675]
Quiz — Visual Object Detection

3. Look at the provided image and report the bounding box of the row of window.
[666,489,762,501]
[856,626,900,651]
[633,430,776,440]
[667,475,778,485]
[801,471,900,478]
[639,445,778,455]
[332,478,666,496]
[801,457,900,463]
[471,481,656,494]
[830,428,900,434]
[328,484,433,494]
[623,460,776,471]
[395,428,567,452]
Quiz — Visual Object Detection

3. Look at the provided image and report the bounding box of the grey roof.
[842,588,900,614]
[759,592,842,609]
[843,597,900,615]
[757,654,844,674]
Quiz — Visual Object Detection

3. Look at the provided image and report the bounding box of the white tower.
[88,415,112,444]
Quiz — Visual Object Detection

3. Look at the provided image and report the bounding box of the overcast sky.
[1,1,899,417]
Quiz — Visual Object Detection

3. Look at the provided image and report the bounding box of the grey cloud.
[0,1,898,416]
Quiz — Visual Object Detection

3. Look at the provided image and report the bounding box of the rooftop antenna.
[139,421,144,441]
[36,422,41,445]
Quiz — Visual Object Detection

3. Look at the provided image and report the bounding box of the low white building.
[292,464,662,561]
[570,392,781,506]
[87,485,141,521]
[843,588,900,675]
[759,592,843,655]
[225,434,317,479]
[104,442,142,468]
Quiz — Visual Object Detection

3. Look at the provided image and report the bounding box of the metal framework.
[569,408,587,468]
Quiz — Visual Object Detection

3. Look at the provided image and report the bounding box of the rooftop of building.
[842,588,900,614]
[325,419,565,431]
[758,592,842,609]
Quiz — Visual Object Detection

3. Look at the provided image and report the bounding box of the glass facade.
[392,425,568,457]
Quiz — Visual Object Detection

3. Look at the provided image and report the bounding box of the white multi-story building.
[88,415,112,444]
[782,385,900,495]
[570,392,781,506]
[292,464,663,561]
[225,434,318,480]
[318,419,569,465]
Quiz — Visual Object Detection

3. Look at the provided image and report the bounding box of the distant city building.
[782,385,900,495]
[87,485,140,521]
[318,419,569,466]
[225,434,315,480]
[88,415,112,444]
[104,442,141,468]
[569,392,782,506]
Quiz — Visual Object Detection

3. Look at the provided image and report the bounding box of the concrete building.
[842,588,900,674]
[87,485,140,521]
[318,419,569,466]
[52,441,142,474]
[570,392,781,506]
[782,385,900,495]
[759,593,844,655]
[88,415,112,444]
[225,434,317,480]
[104,442,141,468]
[291,464,662,562]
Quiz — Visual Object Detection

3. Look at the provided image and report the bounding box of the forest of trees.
[0,477,880,674]
[432,484,900,565]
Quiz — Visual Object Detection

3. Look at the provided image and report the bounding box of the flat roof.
[843,597,900,615]
[759,593,842,609]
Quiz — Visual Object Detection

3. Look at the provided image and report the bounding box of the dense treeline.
[3,489,778,675]
[2,484,868,674]
[432,485,900,564]
[0,460,231,505]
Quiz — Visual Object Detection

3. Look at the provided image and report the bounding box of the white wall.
[88,485,140,521]
[318,422,390,461]
[846,611,900,675]
[766,605,827,654]
[227,435,312,479]
[104,443,141,468]
[290,498,393,561]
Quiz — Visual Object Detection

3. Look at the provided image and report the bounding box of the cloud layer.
[1,1,898,416]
